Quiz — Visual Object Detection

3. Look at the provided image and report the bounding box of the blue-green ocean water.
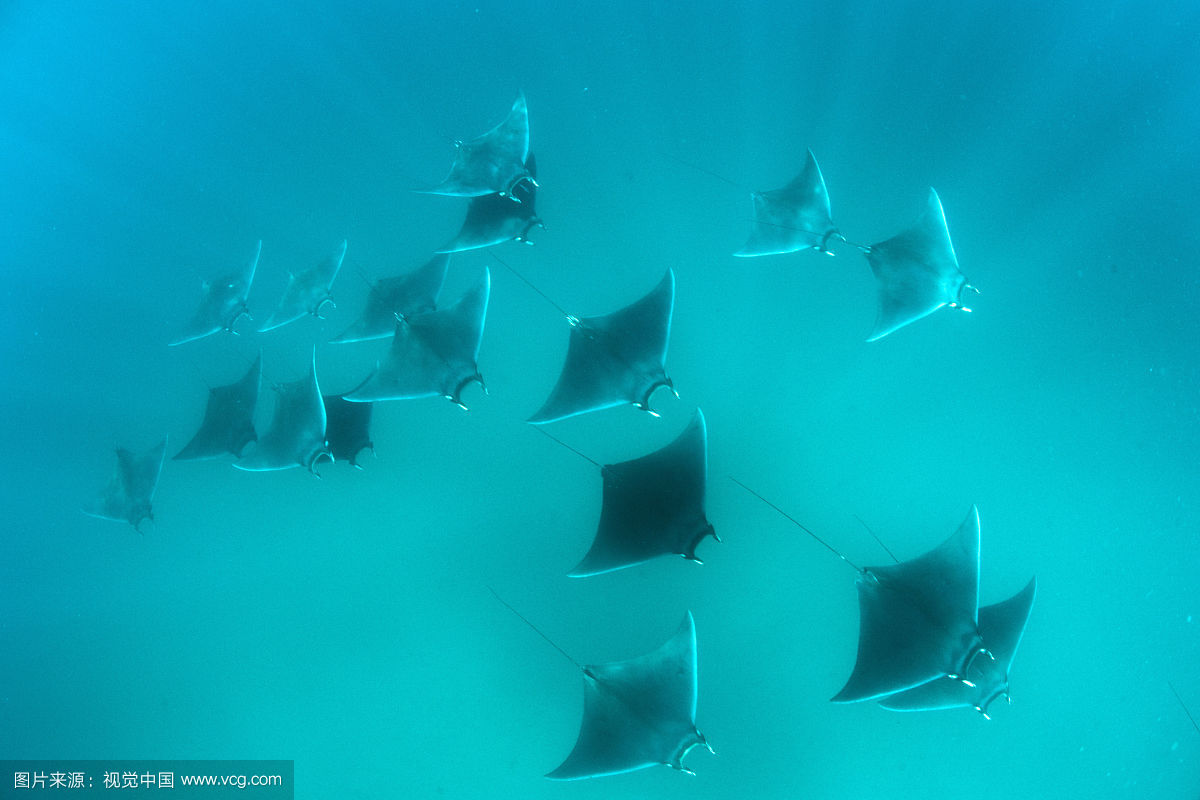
[2,1,1198,797]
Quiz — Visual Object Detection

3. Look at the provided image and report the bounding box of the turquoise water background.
[2,1,1198,797]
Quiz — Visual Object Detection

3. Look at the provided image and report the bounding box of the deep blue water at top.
[1,1,1198,797]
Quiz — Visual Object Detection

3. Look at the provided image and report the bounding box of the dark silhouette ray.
[174,354,261,461]
[323,393,374,468]
[563,409,718,577]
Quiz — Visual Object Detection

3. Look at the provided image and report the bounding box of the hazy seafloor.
[1,1,1198,797]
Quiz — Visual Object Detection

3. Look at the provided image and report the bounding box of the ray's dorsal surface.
[169,241,261,346]
[568,409,718,577]
[423,94,533,198]
[329,253,448,344]
[322,393,374,468]
[734,150,839,257]
[879,576,1036,716]
[865,189,972,342]
[173,353,261,461]
[528,269,676,424]
[234,349,329,473]
[437,154,543,253]
[259,239,347,333]
[84,438,168,531]
[344,268,490,409]
[547,611,712,780]
[832,506,985,703]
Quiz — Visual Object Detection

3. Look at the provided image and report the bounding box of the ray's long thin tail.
[181,352,215,392]
[352,263,375,289]
[488,251,574,321]
[488,587,583,671]
[854,514,899,563]
[660,151,747,190]
[533,427,600,468]
[729,477,861,572]
[1169,681,1200,736]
